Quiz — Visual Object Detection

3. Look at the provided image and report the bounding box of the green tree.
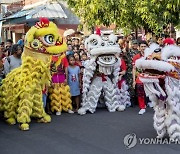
[135,0,180,33]
[66,0,180,34]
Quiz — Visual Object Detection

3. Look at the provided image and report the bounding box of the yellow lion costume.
[0,18,67,130]
[49,54,73,115]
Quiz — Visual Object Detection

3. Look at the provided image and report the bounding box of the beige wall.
[24,0,42,5]
[1,0,22,3]
[12,32,21,43]
[58,24,78,36]
[7,1,24,12]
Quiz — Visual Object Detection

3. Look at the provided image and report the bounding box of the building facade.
[1,0,79,43]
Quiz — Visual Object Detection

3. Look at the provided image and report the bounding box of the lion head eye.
[90,39,98,45]
[169,56,176,60]
[101,42,105,46]
[31,39,41,49]
[44,34,54,44]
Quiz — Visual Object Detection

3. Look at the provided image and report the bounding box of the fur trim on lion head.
[24,18,67,55]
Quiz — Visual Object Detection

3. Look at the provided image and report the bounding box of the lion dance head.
[135,43,180,140]
[24,17,67,55]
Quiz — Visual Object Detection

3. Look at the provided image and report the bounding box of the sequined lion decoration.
[136,44,180,141]
[78,33,126,115]
[0,18,67,130]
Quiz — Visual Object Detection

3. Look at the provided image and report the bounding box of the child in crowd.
[74,38,80,48]
[81,52,88,67]
[79,49,84,56]
[71,38,75,47]
[65,55,81,112]
[73,46,79,53]
[74,52,82,67]
[79,43,85,50]
[66,44,74,56]
[80,52,88,93]
[67,40,72,45]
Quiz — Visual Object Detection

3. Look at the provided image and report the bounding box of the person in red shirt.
[61,55,69,68]
[132,41,148,115]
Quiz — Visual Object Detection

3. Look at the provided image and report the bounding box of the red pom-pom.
[35,17,50,28]
[96,27,101,36]
[163,38,175,45]
[40,17,49,25]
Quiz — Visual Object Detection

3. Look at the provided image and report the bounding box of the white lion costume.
[136,44,180,141]
[78,33,127,115]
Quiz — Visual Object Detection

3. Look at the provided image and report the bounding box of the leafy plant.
[65,0,180,34]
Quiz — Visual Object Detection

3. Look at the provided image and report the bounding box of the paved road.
[0,107,179,154]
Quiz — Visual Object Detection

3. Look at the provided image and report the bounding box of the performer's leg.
[165,78,180,141]
[4,103,17,125]
[49,84,62,115]
[138,97,146,109]
[118,80,131,109]
[166,99,180,141]
[74,95,80,112]
[61,84,73,113]
[32,88,51,123]
[103,78,122,112]
[136,83,146,114]
[3,93,18,125]
[17,92,33,130]
[153,98,167,138]
[78,77,102,115]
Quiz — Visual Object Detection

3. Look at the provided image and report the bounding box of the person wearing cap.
[17,33,26,47]
[123,39,139,106]
[163,38,175,46]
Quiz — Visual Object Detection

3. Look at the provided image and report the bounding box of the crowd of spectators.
[0,32,180,115]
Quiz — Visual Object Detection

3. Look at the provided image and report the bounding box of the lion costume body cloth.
[78,34,127,115]
[0,18,67,130]
[49,55,72,114]
[136,44,180,141]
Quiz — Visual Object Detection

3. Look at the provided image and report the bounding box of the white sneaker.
[148,102,153,108]
[138,109,146,115]
[68,110,74,114]
[78,108,86,115]
[117,105,125,111]
[56,111,61,116]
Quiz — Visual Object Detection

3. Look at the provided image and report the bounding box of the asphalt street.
[0,107,179,154]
